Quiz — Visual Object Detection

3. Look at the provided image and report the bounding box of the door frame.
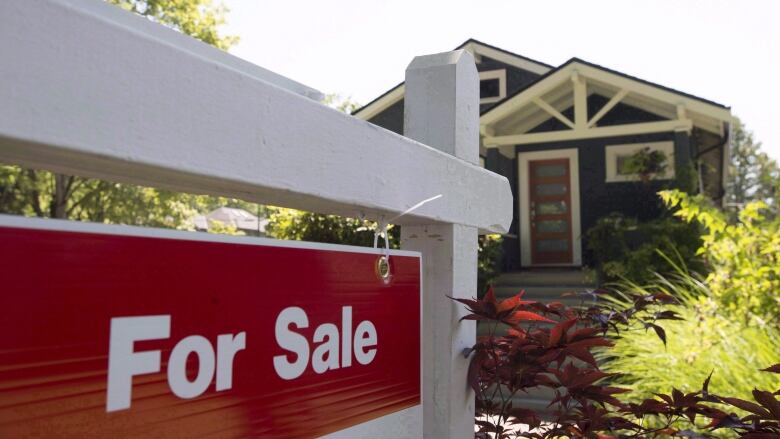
[518,148,582,267]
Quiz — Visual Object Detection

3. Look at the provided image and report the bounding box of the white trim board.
[605,141,675,182]
[354,41,552,120]
[479,69,507,104]
[461,41,551,75]
[517,149,582,267]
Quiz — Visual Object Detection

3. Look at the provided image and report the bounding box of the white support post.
[401,50,479,438]
[572,72,588,130]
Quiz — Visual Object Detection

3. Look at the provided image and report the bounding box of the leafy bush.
[478,234,503,296]
[621,147,668,182]
[661,190,780,323]
[457,288,780,438]
[586,213,702,283]
[599,270,780,404]
[265,207,400,248]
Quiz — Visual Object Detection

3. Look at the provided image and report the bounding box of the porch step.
[476,269,598,414]
[477,269,599,342]
[494,269,597,288]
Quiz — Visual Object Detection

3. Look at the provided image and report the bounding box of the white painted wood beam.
[484,119,694,146]
[402,49,478,439]
[532,97,575,129]
[677,104,688,121]
[587,89,629,128]
[572,72,588,129]
[0,0,513,234]
[575,64,732,121]
[481,62,731,130]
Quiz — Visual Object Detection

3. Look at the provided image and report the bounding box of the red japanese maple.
[455,287,780,438]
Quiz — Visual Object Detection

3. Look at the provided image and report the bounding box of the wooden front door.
[528,158,573,265]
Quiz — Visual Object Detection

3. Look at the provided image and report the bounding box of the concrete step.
[494,269,597,288]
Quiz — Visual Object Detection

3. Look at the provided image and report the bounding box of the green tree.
[0,0,241,227]
[107,0,238,50]
[726,118,779,212]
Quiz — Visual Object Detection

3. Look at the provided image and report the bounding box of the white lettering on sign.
[273,306,377,380]
[106,316,246,412]
[105,307,374,411]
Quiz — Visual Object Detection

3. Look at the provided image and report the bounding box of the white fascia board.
[481,68,572,125]
[462,42,552,75]
[353,85,405,120]
[356,41,553,121]
[482,62,731,134]
[0,0,512,234]
[573,63,732,122]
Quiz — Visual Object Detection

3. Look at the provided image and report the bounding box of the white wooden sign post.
[0,0,513,437]
[402,51,481,438]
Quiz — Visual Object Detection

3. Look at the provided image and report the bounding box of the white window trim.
[605,141,675,183]
[518,148,582,267]
[479,69,507,104]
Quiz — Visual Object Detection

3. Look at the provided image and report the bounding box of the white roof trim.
[354,41,552,120]
[354,84,404,120]
[481,61,731,134]
[461,41,551,75]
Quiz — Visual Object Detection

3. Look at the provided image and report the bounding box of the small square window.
[480,78,501,98]
[478,69,506,104]
[605,141,675,182]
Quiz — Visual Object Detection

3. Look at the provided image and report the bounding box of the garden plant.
[458,287,780,438]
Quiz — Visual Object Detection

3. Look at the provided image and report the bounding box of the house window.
[605,141,675,182]
[479,69,506,104]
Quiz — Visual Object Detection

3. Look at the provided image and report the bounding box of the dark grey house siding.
[494,131,691,270]
[485,149,520,272]
[528,94,667,133]
[366,55,544,135]
[367,98,405,135]
[477,56,544,114]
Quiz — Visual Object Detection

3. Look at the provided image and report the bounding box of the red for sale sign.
[0,216,421,438]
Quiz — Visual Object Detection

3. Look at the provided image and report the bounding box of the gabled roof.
[352,39,553,120]
[481,57,732,137]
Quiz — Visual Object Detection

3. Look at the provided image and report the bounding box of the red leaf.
[496,291,535,313]
[753,389,780,419]
[549,318,577,347]
[761,364,780,374]
[720,397,771,417]
[504,310,554,325]
[484,286,496,305]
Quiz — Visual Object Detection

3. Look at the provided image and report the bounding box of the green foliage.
[205,219,245,236]
[321,93,361,114]
[661,189,780,323]
[586,212,702,284]
[477,234,502,295]
[106,0,238,50]
[0,0,243,230]
[726,118,779,214]
[599,271,780,406]
[265,207,399,248]
[621,147,668,181]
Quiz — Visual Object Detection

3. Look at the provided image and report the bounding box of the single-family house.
[353,39,732,272]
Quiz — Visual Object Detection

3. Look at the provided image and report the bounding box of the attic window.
[479,69,506,104]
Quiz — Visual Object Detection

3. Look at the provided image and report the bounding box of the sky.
[222,0,780,159]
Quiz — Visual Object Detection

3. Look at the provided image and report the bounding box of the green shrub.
[477,234,502,295]
[661,190,780,323]
[598,270,780,404]
[586,212,702,284]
